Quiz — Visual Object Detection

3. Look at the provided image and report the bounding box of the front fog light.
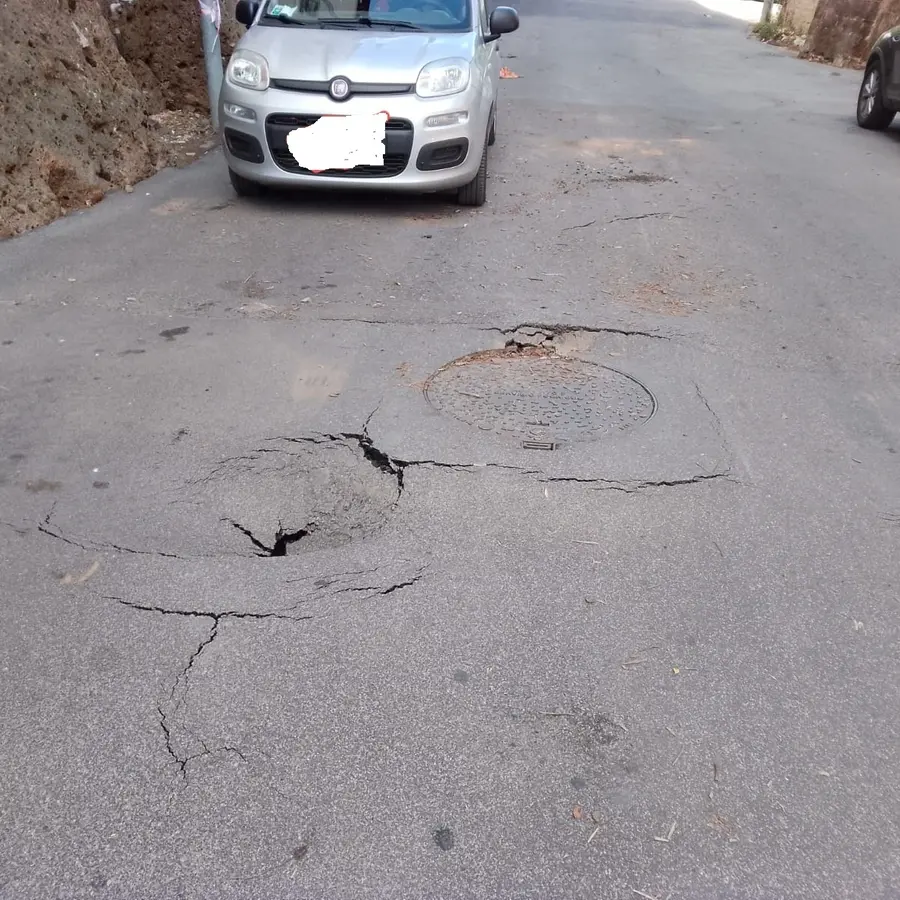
[224,103,256,121]
[425,112,468,128]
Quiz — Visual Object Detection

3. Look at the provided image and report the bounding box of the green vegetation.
[752,18,785,42]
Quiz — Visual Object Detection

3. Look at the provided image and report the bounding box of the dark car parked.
[857,28,900,130]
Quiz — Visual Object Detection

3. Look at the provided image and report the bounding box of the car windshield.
[262,0,470,31]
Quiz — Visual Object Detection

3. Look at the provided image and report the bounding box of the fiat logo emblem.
[330,77,350,100]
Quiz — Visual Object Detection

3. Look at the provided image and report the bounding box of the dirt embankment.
[0,0,240,239]
[802,0,900,66]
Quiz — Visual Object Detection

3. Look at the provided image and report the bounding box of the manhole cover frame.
[423,349,658,446]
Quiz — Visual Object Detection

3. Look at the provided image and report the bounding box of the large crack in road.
[4,0,900,892]
[109,564,427,779]
[13,321,738,794]
[31,347,734,561]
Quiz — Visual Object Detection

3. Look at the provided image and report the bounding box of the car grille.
[265,114,413,178]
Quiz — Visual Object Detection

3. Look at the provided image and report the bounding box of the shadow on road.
[230,184,467,222]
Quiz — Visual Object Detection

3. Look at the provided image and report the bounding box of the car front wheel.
[457,140,488,207]
[858,61,895,130]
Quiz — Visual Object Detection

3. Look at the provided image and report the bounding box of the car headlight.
[416,58,470,98]
[226,50,270,91]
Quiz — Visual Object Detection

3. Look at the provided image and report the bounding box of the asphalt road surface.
[2,1,899,897]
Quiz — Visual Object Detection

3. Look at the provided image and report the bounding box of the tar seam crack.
[108,597,308,622]
[158,619,219,778]
[607,212,687,224]
[39,504,184,558]
[1,521,29,536]
[693,380,731,451]
[542,471,736,491]
[329,569,426,599]
[479,322,670,342]
[280,432,735,495]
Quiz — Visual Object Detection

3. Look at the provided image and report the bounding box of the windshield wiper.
[307,16,372,27]
[361,18,425,29]
[263,12,423,30]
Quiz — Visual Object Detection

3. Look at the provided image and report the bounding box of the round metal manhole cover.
[424,349,656,444]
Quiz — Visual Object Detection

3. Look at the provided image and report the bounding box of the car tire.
[228,167,266,197]
[857,60,895,130]
[488,107,497,146]
[457,140,487,207]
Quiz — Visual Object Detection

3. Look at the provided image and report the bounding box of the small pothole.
[38,434,404,559]
[195,436,401,557]
[424,344,656,445]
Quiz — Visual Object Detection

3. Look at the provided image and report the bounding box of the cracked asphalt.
[2,0,900,897]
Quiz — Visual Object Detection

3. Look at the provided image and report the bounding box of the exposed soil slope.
[0,0,239,239]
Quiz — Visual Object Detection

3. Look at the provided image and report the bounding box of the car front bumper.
[219,79,486,192]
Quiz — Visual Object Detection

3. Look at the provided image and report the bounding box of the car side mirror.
[236,0,260,27]
[487,6,518,39]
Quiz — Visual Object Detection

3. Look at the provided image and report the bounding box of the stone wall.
[803,0,900,66]
[782,0,820,35]
[869,0,900,46]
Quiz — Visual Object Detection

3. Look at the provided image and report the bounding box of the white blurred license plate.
[286,112,389,172]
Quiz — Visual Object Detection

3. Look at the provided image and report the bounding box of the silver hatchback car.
[219,0,520,206]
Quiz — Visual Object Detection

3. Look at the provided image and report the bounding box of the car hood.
[237,27,475,82]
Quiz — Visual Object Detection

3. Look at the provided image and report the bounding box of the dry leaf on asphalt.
[499,67,520,79]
